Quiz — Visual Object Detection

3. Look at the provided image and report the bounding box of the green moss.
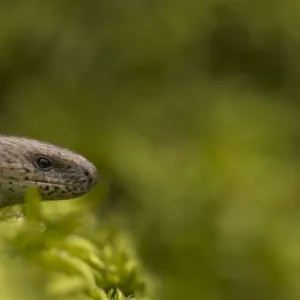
[0,189,155,300]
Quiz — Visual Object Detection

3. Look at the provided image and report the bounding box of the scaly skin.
[0,135,98,207]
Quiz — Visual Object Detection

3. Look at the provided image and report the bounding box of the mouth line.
[2,178,85,189]
[0,176,92,192]
[25,179,84,189]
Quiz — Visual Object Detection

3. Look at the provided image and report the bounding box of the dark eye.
[36,156,52,170]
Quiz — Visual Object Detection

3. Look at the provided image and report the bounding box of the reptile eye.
[36,156,52,170]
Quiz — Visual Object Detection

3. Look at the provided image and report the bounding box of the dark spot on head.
[8,188,15,192]
[24,176,29,181]
[44,186,50,191]
[84,170,90,178]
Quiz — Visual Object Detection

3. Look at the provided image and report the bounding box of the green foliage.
[0,189,154,300]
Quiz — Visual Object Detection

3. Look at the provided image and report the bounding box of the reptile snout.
[83,164,98,188]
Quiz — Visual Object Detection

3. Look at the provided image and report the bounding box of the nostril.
[84,170,90,178]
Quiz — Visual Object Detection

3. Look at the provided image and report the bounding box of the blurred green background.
[1,0,300,299]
